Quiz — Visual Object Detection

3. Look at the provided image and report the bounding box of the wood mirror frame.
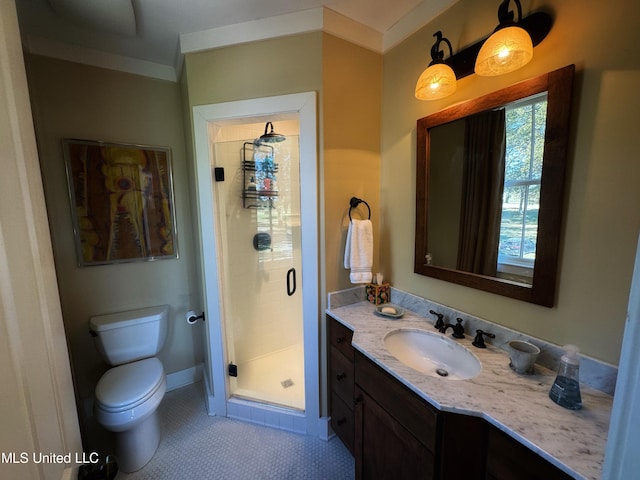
[415,65,575,307]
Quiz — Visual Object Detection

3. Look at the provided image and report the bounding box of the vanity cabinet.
[439,412,487,479]
[328,316,355,453]
[327,316,573,480]
[486,427,572,480]
[354,350,438,479]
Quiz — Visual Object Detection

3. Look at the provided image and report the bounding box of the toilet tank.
[89,305,169,366]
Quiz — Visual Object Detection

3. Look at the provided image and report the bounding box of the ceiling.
[14,0,458,80]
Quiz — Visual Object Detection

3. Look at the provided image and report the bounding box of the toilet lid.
[95,357,164,412]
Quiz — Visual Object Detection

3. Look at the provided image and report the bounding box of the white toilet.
[89,305,169,472]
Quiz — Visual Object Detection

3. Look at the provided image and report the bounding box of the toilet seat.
[95,357,164,413]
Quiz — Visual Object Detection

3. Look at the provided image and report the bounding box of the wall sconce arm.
[497,0,522,27]
[430,31,454,65]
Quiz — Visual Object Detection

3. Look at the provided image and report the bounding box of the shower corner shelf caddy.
[242,142,279,209]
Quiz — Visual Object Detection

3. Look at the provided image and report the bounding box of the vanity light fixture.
[415,31,457,100]
[414,1,552,100]
[475,0,533,76]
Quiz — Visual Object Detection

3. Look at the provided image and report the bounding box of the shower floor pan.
[231,344,305,411]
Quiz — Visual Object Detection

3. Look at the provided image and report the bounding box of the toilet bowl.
[94,358,166,472]
[90,305,169,472]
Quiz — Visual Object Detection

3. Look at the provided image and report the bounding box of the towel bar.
[349,197,371,221]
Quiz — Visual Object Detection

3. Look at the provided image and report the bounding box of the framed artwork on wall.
[63,139,178,266]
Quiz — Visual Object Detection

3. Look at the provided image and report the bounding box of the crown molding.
[384,0,459,52]
[22,2,460,82]
[180,8,325,55]
[322,8,382,52]
[24,35,177,82]
[180,7,384,56]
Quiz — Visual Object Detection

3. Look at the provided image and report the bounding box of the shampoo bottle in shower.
[549,344,582,410]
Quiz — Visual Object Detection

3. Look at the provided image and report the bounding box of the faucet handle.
[452,318,465,339]
[472,329,496,348]
[429,310,445,330]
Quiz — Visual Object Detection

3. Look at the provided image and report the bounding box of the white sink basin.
[384,328,481,380]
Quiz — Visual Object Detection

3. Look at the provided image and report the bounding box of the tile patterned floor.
[116,383,354,480]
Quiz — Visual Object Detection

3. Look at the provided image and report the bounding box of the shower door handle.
[286,267,297,296]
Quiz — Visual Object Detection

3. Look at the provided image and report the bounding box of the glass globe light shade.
[474,26,533,76]
[415,62,457,100]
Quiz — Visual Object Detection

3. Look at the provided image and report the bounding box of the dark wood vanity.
[328,317,355,453]
[328,315,573,480]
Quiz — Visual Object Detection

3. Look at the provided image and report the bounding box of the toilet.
[89,305,169,472]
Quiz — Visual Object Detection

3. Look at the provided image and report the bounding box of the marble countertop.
[327,301,613,480]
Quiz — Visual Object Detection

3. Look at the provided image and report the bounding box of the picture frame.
[63,139,178,266]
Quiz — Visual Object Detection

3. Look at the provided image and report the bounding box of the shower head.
[255,122,286,145]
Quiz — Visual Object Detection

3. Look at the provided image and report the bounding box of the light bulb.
[415,63,457,100]
[475,26,533,76]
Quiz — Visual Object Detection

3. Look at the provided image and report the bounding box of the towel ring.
[349,197,371,221]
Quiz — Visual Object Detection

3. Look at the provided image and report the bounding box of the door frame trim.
[192,92,320,435]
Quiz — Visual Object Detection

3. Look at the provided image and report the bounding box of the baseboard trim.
[61,466,76,480]
[166,363,203,392]
[318,416,333,441]
[202,373,217,416]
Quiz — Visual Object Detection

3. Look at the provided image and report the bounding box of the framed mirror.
[415,65,574,307]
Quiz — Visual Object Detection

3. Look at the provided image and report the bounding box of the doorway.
[213,119,304,410]
[192,93,320,435]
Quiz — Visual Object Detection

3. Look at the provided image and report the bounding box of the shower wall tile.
[214,136,304,364]
[227,398,307,434]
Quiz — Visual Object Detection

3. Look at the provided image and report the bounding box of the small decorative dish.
[374,304,404,319]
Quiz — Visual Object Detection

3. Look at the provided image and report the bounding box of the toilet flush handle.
[89,330,98,338]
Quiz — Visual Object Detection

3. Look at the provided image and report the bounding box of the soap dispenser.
[549,344,582,410]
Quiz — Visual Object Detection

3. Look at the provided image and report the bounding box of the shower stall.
[213,120,304,410]
[192,93,320,436]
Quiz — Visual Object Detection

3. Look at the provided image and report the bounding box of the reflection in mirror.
[416,65,574,307]
[428,93,547,285]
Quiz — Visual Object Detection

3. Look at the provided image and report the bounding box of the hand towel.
[344,219,373,284]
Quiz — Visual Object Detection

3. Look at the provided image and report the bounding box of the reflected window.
[498,94,547,280]
[256,138,299,263]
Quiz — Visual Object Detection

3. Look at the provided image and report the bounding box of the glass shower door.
[212,121,304,411]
